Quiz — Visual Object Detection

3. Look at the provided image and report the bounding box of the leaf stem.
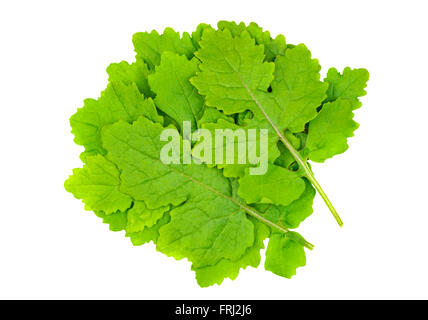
[231,199,315,250]
[278,133,343,227]
[241,81,343,227]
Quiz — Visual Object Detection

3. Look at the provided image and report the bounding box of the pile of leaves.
[65,21,369,287]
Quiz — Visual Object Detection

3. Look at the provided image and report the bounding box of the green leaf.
[66,22,369,286]
[193,116,280,177]
[191,23,213,49]
[133,28,195,70]
[265,232,306,278]
[191,29,274,116]
[261,179,315,229]
[95,210,128,232]
[157,194,254,268]
[238,164,305,206]
[217,21,286,61]
[236,109,254,125]
[126,212,170,246]
[126,201,170,233]
[197,107,234,128]
[149,52,205,130]
[268,44,328,132]
[192,29,345,226]
[191,29,279,177]
[192,217,269,287]
[306,98,359,162]
[102,117,222,208]
[324,67,369,109]
[191,30,327,134]
[192,30,326,132]
[305,67,368,162]
[246,22,286,61]
[102,117,255,267]
[106,60,152,98]
[217,21,248,37]
[64,155,132,214]
[70,82,162,157]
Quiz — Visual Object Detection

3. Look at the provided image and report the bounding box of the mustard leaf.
[65,22,368,286]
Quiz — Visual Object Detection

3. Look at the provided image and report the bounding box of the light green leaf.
[193,117,280,177]
[133,28,195,70]
[238,164,305,206]
[306,98,359,162]
[217,21,248,37]
[191,30,326,134]
[191,29,274,116]
[261,179,315,229]
[102,118,224,208]
[192,31,327,211]
[64,155,132,214]
[106,60,152,97]
[126,212,170,246]
[265,232,306,278]
[191,23,213,49]
[70,82,161,157]
[192,217,269,287]
[324,67,369,109]
[95,210,128,232]
[247,22,286,61]
[65,22,369,287]
[217,21,286,61]
[149,52,204,130]
[268,44,328,132]
[126,201,170,233]
[236,109,254,125]
[197,107,234,128]
[157,192,254,268]
[102,117,255,268]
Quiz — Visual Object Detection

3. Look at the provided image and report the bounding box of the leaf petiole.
[241,81,344,227]
[278,133,343,227]
[231,200,314,250]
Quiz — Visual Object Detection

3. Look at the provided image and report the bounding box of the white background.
[1,0,427,299]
